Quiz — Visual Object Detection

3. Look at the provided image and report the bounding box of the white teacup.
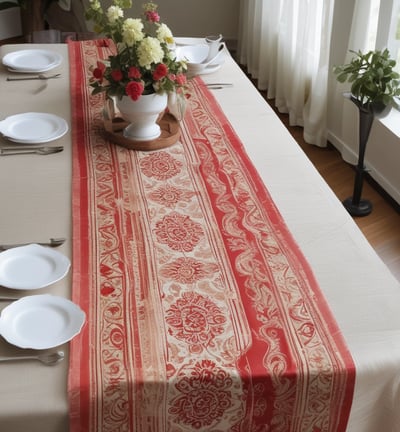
[176,41,226,76]
[205,34,223,62]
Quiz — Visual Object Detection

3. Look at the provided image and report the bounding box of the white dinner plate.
[0,294,85,349]
[0,244,71,290]
[2,49,62,73]
[0,112,68,144]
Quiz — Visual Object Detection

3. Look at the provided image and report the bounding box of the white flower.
[106,6,123,23]
[89,0,101,10]
[137,37,164,69]
[156,23,174,45]
[122,18,144,46]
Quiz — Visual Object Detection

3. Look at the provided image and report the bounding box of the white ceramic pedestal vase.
[116,93,168,141]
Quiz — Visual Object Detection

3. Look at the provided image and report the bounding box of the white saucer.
[2,49,62,73]
[0,112,68,144]
[0,244,71,290]
[0,294,85,349]
[199,64,222,75]
[174,37,207,46]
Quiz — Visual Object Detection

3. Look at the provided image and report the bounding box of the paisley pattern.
[68,40,355,432]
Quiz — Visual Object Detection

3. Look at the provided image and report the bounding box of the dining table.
[0,39,400,432]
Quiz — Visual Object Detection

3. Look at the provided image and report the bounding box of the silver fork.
[0,351,65,366]
[0,146,64,156]
[0,237,66,251]
[6,73,61,82]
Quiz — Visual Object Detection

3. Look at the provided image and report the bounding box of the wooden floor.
[257,88,400,282]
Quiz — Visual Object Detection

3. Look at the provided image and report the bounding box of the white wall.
[328,0,400,205]
[99,0,239,43]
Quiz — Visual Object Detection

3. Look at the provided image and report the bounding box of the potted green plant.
[334,48,400,112]
[333,49,400,216]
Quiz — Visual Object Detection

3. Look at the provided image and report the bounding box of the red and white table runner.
[68,40,355,432]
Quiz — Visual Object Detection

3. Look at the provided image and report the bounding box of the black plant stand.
[342,101,375,216]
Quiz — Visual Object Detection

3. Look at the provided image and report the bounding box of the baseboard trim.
[327,130,400,209]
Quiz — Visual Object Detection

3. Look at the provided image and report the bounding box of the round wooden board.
[104,112,180,151]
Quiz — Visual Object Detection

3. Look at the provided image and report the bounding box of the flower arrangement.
[86,0,187,101]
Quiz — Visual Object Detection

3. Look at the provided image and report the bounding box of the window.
[376,0,400,72]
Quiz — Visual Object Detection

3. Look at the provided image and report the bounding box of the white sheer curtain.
[237,0,335,147]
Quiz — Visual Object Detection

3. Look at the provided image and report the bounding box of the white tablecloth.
[0,42,400,432]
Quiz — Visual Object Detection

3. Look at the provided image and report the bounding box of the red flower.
[125,80,144,100]
[145,10,160,23]
[93,61,106,81]
[128,66,141,79]
[153,63,168,81]
[111,69,123,81]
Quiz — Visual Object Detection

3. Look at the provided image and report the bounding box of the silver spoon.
[0,350,65,366]
[0,237,66,251]
[0,146,64,156]
[6,74,61,82]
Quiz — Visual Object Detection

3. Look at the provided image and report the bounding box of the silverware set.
[0,145,64,156]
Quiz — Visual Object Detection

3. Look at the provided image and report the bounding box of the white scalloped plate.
[0,112,68,144]
[0,294,85,349]
[0,244,70,290]
[2,49,62,73]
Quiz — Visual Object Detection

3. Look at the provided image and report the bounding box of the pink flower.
[145,10,160,23]
[128,66,141,79]
[153,63,168,80]
[125,81,144,100]
[111,69,123,81]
